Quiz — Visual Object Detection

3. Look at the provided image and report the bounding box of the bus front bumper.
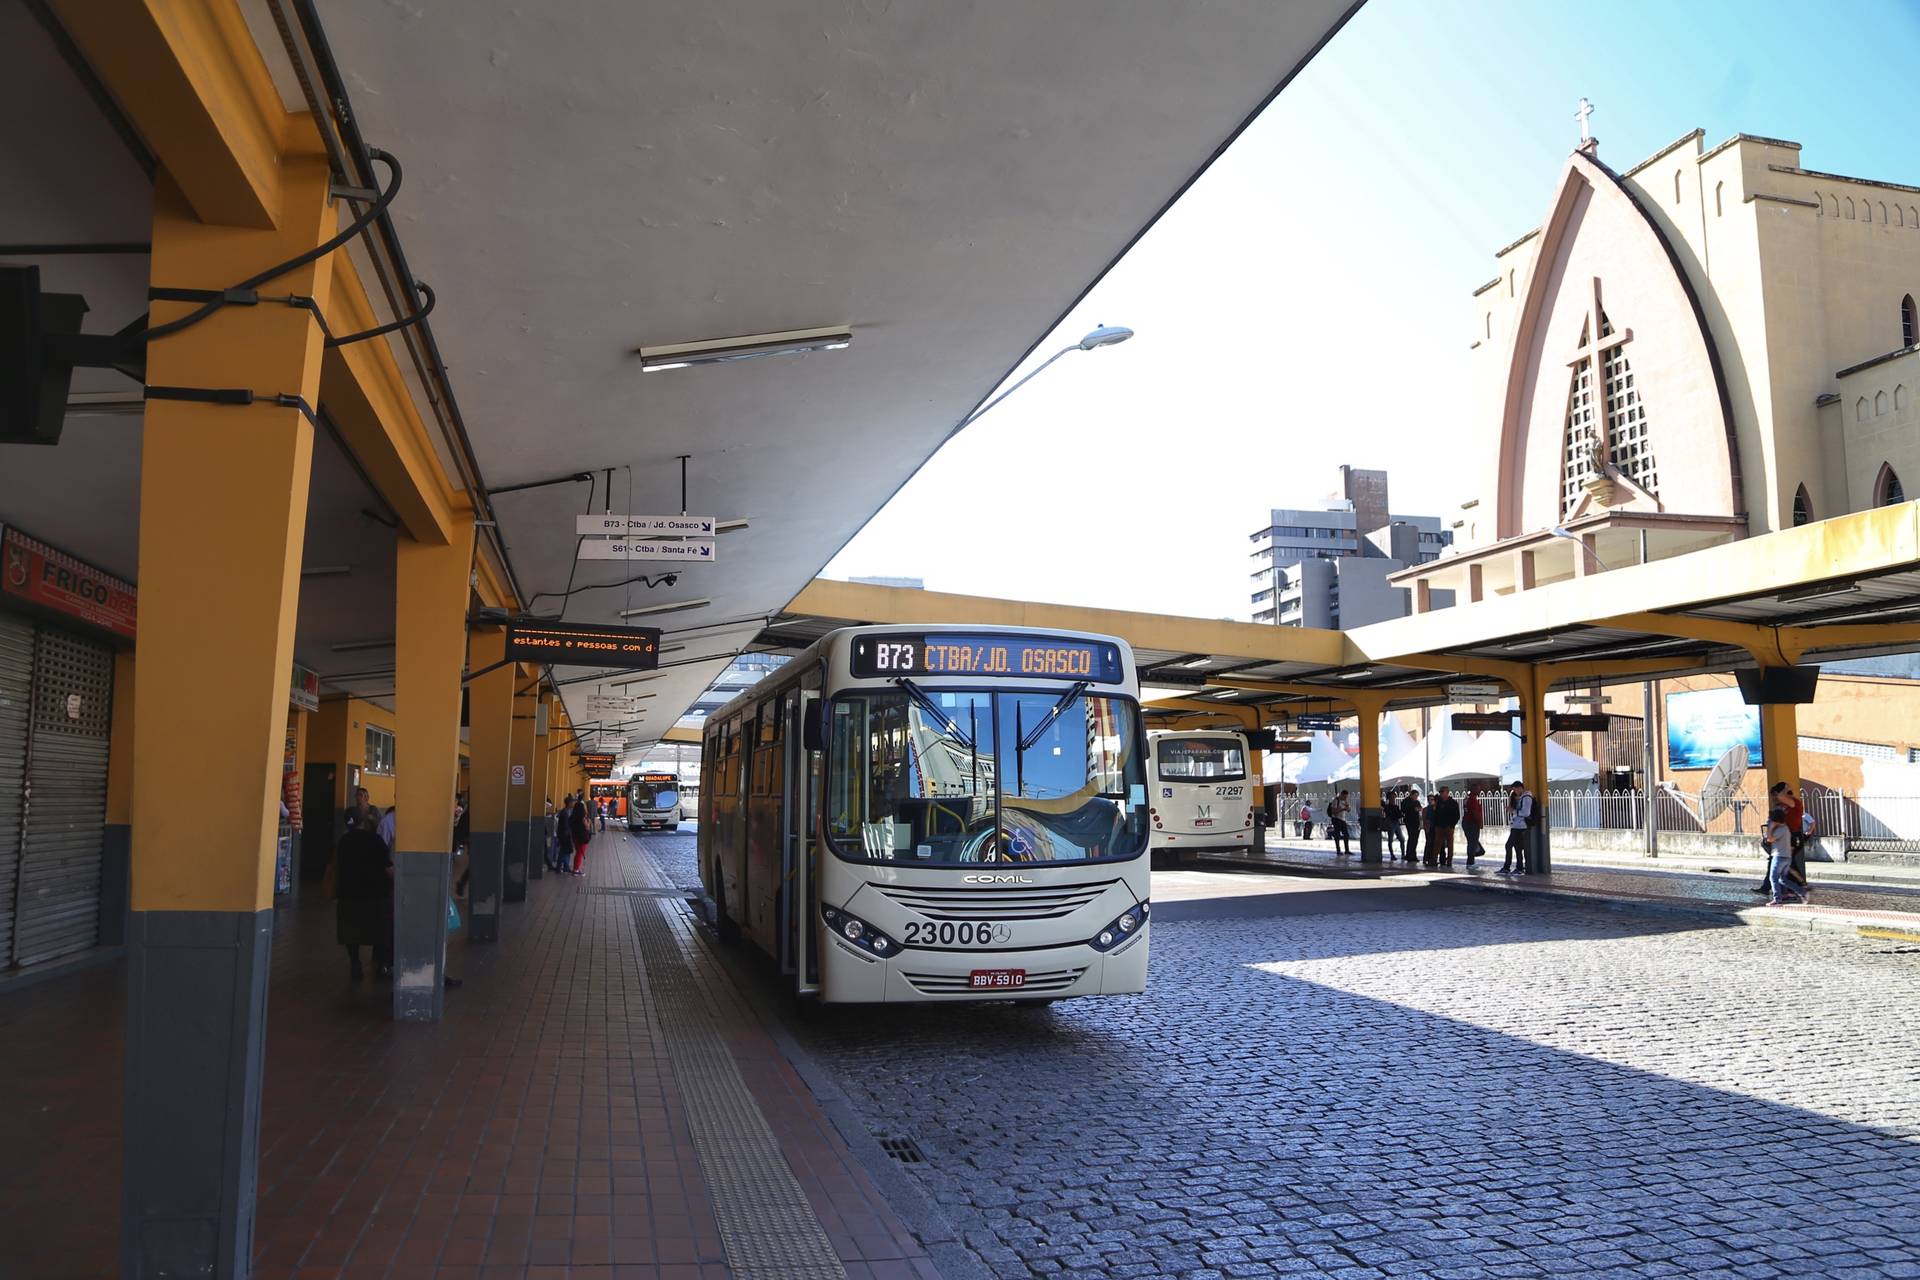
[817,928,1149,1003]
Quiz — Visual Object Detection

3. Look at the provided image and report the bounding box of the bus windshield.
[631,782,679,811]
[826,688,1146,865]
[1156,738,1247,782]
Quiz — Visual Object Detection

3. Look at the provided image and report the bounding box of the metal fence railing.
[1270,783,1920,852]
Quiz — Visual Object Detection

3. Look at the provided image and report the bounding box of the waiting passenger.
[1461,785,1485,865]
[1432,786,1460,868]
[568,794,592,875]
[1327,790,1352,855]
[1502,781,1534,874]
[1763,805,1804,906]
[1381,792,1403,855]
[1297,799,1314,840]
[336,808,393,981]
[1400,790,1424,863]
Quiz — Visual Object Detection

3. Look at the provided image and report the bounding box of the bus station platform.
[0,833,937,1280]
[1192,834,1920,939]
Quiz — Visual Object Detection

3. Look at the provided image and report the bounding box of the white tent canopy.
[1331,717,1419,783]
[1265,732,1349,785]
[1430,731,1598,785]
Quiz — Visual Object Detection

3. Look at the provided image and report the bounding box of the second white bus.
[1147,729,1256,866]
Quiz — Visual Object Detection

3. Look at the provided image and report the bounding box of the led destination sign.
[849,633,1123,682]
[504,619,660,669]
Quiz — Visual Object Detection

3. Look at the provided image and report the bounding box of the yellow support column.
[102,648,136,947]
[1758,700,1801,795]
[1517,669,1552,872]
[123,160,336,1278]
[504,678,539,901]
[1343,692,1392,864]
[392,515,476,1019]
[465,627,514,942]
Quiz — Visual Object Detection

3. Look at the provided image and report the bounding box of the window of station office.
[365,725,395,776]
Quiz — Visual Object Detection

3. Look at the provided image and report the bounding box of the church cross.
[1566,276,1633,473]
[1575,97,1595,144]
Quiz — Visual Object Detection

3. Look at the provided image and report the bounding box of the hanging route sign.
[577,538,716,562]
[578,514,715,537]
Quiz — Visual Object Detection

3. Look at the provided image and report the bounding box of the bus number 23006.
[902,920,1002,947]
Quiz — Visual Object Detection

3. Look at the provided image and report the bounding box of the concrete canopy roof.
[312,0,1361,763]
[750,501,1920,728]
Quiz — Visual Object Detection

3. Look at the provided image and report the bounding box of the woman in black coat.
[335,816,393,980]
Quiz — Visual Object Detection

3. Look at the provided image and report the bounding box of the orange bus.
[588,778,627,821]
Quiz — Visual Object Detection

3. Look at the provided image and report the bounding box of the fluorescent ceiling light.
[331,638,395,653]
[1176,657,1213,669]
[619,598,711,619]
[301,564,353,578]
[1501,637,1557,652]
[637,325,852,372]
[1336,668,1374,679]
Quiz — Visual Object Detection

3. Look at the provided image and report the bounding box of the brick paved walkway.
[0,832,936,1280]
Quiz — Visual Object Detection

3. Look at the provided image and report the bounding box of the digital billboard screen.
[1665,686,1762,771]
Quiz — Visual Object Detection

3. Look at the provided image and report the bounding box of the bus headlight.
[1088,902,1148,952]
[820,906,898,958]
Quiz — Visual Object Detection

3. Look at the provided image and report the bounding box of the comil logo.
[962,874,1035,884]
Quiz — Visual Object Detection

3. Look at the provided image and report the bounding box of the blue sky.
[825,0,1920,620]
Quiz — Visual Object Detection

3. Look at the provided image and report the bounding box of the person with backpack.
[568,793,593,876]
[1502,781,1534,874]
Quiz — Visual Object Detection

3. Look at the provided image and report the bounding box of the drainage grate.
[590,886,686,897]
[877,1135,927,1164]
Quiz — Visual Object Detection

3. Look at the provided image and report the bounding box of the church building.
[1396,125,1920,605]
[1393,122,1920,797]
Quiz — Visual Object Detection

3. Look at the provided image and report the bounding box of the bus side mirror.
[1246,729,1279,752]
[802,699,826,753]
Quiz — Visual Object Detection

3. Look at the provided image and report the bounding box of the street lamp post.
[953,324,1134,432]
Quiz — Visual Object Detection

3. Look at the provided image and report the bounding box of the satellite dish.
[1700,744,1749,823]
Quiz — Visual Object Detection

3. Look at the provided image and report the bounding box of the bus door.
[781,687,821,994]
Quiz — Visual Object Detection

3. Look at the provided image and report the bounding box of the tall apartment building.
[1249,466,1450,627]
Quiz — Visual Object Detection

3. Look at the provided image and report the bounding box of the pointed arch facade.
[1493,150,1741,538]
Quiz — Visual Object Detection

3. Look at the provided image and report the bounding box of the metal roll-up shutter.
[0,614,32,966]
[15,625,113,967]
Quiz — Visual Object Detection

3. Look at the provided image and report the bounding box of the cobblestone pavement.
[646,833,1920,1279]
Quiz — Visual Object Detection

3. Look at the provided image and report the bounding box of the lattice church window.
[1560,292,1659,518]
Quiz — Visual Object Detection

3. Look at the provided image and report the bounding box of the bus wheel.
[713,883,742,946]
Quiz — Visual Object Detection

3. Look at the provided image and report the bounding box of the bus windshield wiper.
[894,678,977,752]
[1019,681,1091,752]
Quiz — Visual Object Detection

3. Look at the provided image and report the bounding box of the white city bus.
[626,772,684,831]
[1147,730,1255,867]
[699,625,1151,1004]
